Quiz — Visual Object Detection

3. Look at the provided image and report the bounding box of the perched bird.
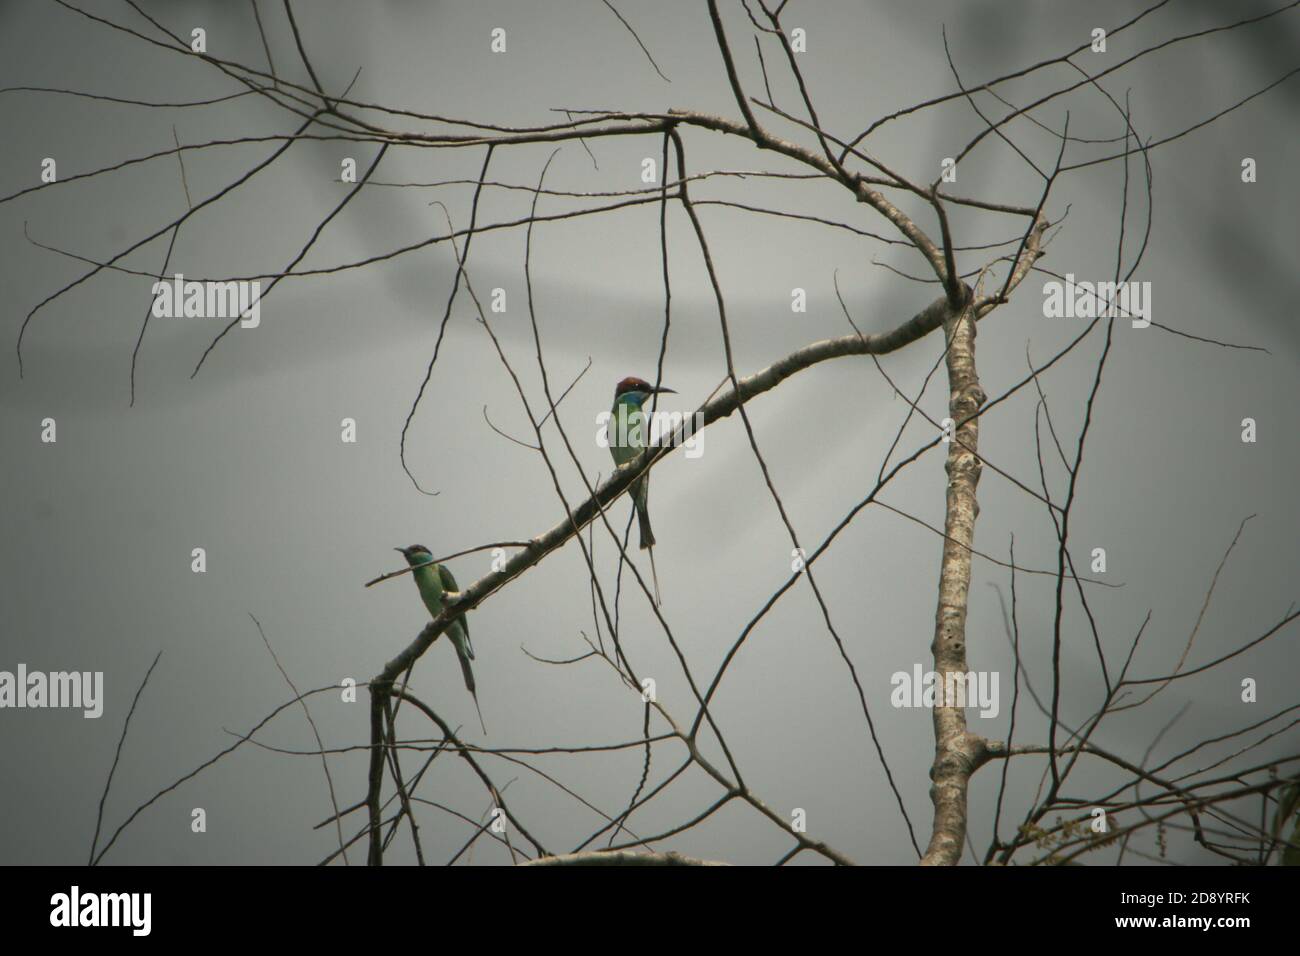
[609,376,675,602]
[395,545,485,733]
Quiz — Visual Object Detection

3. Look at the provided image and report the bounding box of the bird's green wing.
[437,563,472,656]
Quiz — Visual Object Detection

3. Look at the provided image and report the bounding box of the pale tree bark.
[921,290,995,866]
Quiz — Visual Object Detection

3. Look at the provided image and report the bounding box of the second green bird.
[396,544,485,733]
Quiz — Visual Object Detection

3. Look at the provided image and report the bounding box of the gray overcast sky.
[1,0,1297,865]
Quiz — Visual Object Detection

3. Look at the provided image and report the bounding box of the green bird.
[396,545,485,733]
[609,376,675,601]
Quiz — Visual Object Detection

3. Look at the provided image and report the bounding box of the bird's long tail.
[449,639,486,738]
[453,640,487,734]
[469,688,487,736]
[634,481,662,605]
[456,646,476,695]
[636,500,655,550]
[647,545,662,607]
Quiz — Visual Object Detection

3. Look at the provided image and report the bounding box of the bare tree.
[10,0,1299,866]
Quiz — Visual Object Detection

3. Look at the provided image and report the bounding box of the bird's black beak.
[652,386,676,394]
[394,547,408,555]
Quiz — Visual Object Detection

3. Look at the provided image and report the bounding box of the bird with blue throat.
[395,545,486,734]
[609,375,676,604]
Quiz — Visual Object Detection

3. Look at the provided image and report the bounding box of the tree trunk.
[921,298,992,866]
